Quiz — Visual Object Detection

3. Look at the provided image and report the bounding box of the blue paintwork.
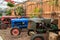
[11,18,29,29]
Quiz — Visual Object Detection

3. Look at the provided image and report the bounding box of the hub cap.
[12,29,19,36]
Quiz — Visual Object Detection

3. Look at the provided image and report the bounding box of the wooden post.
[58,17,60,35]
[28,21,31,29]
[11,9,15,16]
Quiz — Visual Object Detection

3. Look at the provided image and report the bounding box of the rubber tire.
[10,28,21,36]
[28,29,34,36]
[31,34,44,40]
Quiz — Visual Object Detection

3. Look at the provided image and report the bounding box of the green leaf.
[40,8,43,13]
[48,0,58,6]
[7,2,14,7]
[6,10,11,15]
[40,0,43,4]
[30,13,38,18]
[34,8,40,13]
[16,6,25,16]
[0,13,2,16]
[55,0,58,6]
[47,0,56,5]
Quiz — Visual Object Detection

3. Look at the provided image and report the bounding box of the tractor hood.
[29,18,45,23]
[11,18,29,22]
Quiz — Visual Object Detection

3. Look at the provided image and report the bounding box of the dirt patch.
[0,28,31,40]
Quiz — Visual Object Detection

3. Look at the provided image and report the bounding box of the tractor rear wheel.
[31,34,44,40]
[11,28,21,36]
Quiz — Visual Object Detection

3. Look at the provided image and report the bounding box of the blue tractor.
[10,17,44,36]
[10,17,29,36]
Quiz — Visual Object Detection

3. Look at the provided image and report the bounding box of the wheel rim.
[12,29,19,36]
[29,31,34,36]
[34,37,42,40]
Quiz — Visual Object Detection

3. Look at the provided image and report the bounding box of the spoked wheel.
[11,28,21,36]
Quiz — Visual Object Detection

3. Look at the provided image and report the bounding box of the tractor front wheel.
[11,28,21,36]
[28,29,35,36]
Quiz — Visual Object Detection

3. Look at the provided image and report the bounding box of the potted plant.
[16,6,25,16]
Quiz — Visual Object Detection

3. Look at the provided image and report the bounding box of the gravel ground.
[0,28,60,40]
[0,28,31,40]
